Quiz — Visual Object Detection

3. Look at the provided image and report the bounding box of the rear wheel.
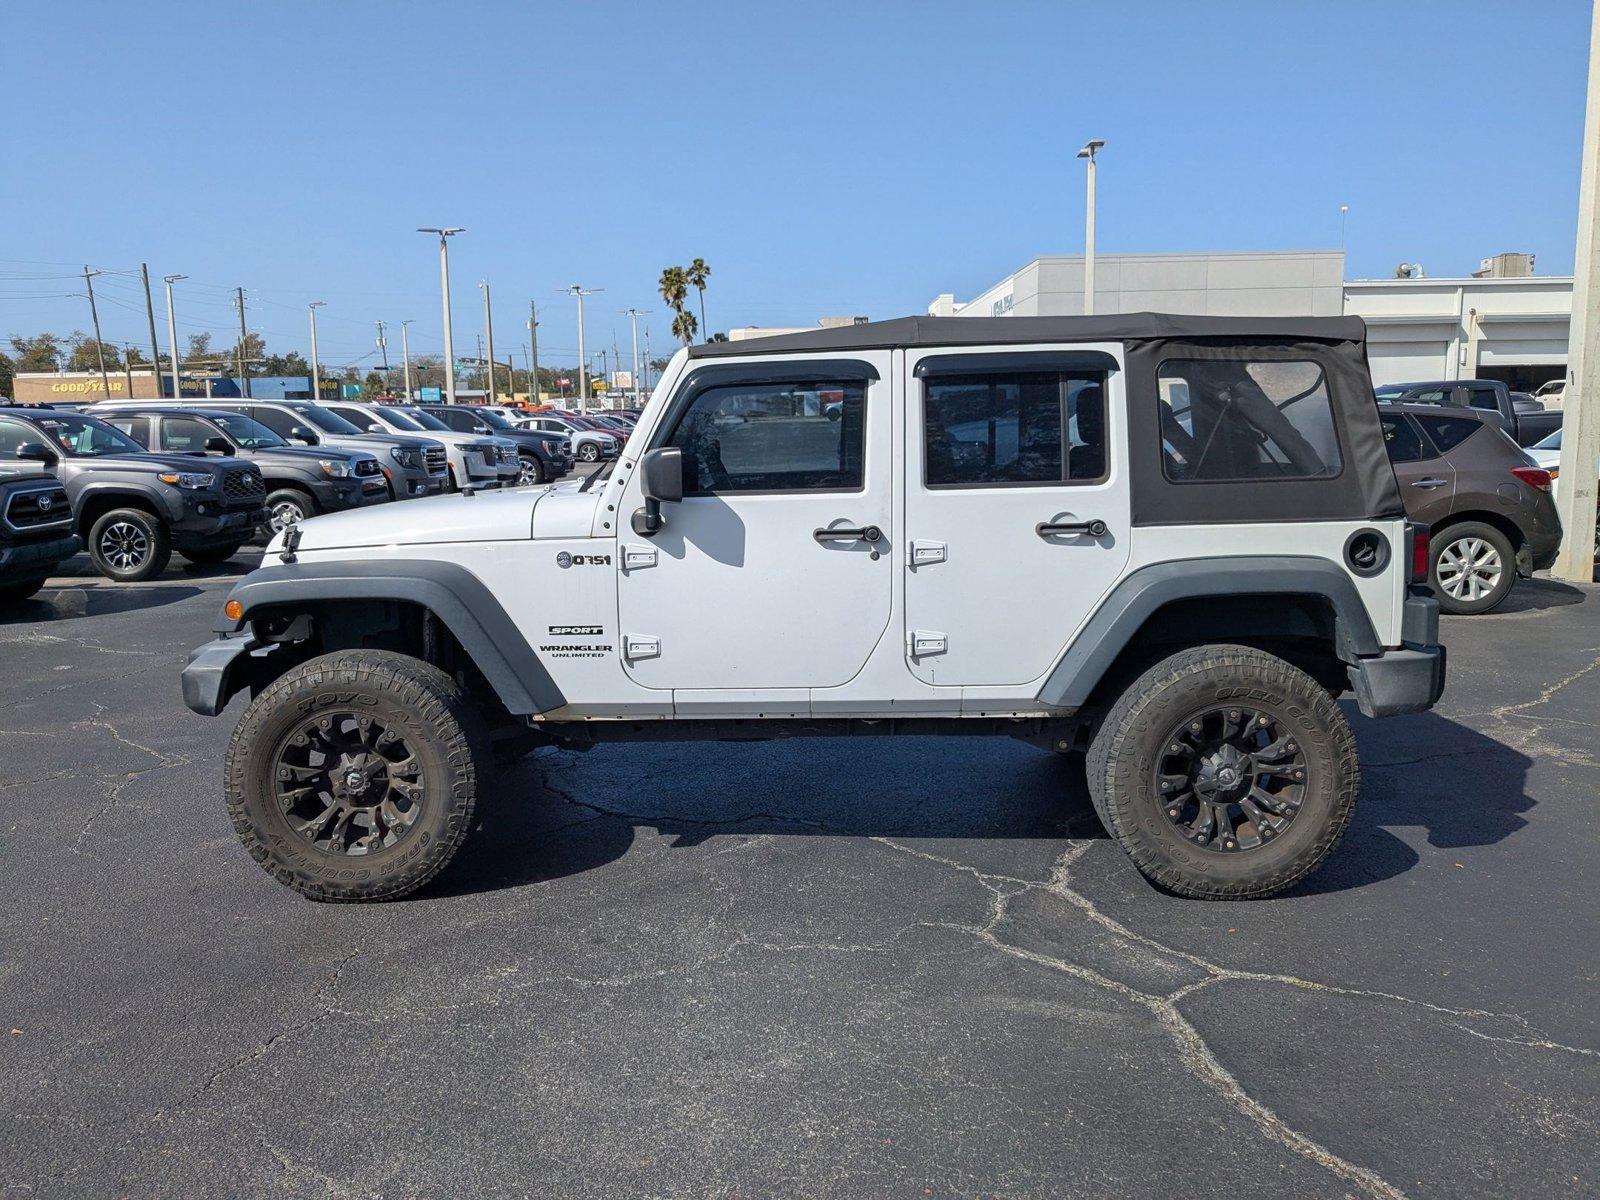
[88,508,170,582]
[224,650,491,902]
[1087,644,1358,900]
[1430,521,1515,615]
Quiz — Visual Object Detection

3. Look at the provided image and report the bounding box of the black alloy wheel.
[273,711,426,856]
[1154,706,1308,853]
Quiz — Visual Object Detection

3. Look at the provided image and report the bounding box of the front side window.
[1158,359,1342,483]
[924,370,1105,487]
[26,413,145,457]
[663,377,866,494]
[291,404,363,435]
[209,413,284,448]
[1465,387,1499,411]
[0,418,37,457]
[249,406,304,439]
[397,407,451,432]
[1380,414,1428,463]
[162,416,221,452]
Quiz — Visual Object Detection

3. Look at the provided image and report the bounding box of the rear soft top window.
[1158,359,1342,483]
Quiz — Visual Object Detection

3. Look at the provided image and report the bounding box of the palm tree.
[658,266,688,314]
[686,258,711,341]
[672,309,698,347]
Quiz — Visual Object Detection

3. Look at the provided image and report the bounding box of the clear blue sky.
[3,0,1591,372]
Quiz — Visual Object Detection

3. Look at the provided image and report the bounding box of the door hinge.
[908,629,948,657]
[909,539,947,566]
[623,634,660,661]
[622,544,658,570]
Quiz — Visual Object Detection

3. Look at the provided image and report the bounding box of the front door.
[902,345,1132,687]
[615,353,893,696]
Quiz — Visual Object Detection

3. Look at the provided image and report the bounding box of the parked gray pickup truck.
[1375,379,1561,448]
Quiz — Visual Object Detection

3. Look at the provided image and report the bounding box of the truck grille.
[496,445,516,464]
[221,469,265,502]
[424,446,448,474]
[355,458,381,477]
[4,484,72,531]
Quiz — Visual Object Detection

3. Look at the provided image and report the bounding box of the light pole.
[308,302,326,401]
[162,274,186,400]
[1340,204,1350,253]
[400,320,414,400]
[1077,139,1104,315]
[419,227,464,403]
[479,280,497,403]
[621,308,649,404]
[528,301,540,402]
[561,284,603,413]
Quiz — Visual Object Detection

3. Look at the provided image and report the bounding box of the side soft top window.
[1158,359,1342,484]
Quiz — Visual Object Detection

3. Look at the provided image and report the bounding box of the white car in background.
[1528,428,1600,556]
[1532,379,1566,406]
[325,401,517,491]
[519,413,620,463]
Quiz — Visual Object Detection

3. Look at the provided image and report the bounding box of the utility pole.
[140,263,161,387]
[621,308,648,404]
[309,302,326,402]
[82,267,111,400]
[400,320,414,400]
[528,301,540,400]
[479,280,497,403]
[234,286,252,398]
[122,348,135,398]
[418,227,464,403]
[1555,2,1600,583]
[1076,139,1104,316]
[561,285,603,412]
[163,274,185,400]
[644,327,653,393]
[375,320,389,372]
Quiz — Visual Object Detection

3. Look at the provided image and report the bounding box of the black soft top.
[688,313,1368,357]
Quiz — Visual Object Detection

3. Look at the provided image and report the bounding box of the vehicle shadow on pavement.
[1494,576,1590,613]
[0,584,206,625]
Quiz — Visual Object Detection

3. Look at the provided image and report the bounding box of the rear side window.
[1158,359,1342,483]
[1415,413,1480,454]
[1380,415,1428,463]
[923,371,1106,487]
[664,378,866,494]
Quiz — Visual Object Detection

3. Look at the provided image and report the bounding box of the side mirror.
[289,425,319,445]
[15,442,58,466]
[204,436,236,455]
[632,446,683,536]
[473,423,490,434]
[367,423,385,433]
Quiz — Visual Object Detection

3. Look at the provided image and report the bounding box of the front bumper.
[386,463,448,498]
[0,532,80,577]
[171,500,265,540]
[1346,588,1446,717]
[182,634,267,716]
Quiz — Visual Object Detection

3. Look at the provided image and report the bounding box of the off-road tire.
[1086,644,1358,900]
[1430,520,1516,615]
[224,650,491,902]
[180,540,247,565]
[0,576,48,602]
[87,507,171,582]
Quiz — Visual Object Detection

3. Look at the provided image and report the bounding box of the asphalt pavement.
[1,551,1597,1199]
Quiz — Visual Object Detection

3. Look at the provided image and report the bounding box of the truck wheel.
[224,650,491,902]
[1087,644,1358,900]
[1430,521,1515,615]
[516,455,545,485]
[88,508,171,582]
[180,540,247,565]
[265,488,316,537]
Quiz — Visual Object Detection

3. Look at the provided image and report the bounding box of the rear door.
[1381,411,1455,523]
[902,345,1131,686]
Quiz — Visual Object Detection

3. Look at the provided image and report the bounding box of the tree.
[686,258,711,343]
[183,333,213,367]
[0,351,13,398]
[707,331,729,343]
[671,309,698,347]
[9,334,64,373]
[66,332,123,373]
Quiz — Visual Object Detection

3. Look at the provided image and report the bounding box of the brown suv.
[1381,403,1562,614]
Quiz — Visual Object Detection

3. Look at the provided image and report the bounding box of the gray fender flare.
[72,480,182,529]
[1036,555,1382,709]
[212,559,563,715]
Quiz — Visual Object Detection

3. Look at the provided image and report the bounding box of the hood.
[280,486,544,552]
[97,452,254,476]
[528,476,603,538]
[249,445,374,465]
[347,432,441,451]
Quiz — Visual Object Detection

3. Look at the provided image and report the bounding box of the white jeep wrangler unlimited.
[184,314,1445,902]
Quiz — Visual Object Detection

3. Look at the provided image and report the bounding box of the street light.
[479,280,497,404]
[418,227,465,403]
[621,308,650,404]
[1076,139,1104,315]
[162,274,186,399]
[400,319,414,400]
[308,301,326,401]
[560,284,603,413]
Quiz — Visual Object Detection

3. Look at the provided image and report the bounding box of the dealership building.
[928,250,1573,394]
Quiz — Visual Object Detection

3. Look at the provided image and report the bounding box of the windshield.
[1532,428,1562,451]
[473,409,514,430]
[30,412,145,457]
[210,413,286,449]
[396,407,451,432]
[373,407,425,432]
[290,404,364,435]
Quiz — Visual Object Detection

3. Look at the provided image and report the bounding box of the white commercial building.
[930,250,1573,394]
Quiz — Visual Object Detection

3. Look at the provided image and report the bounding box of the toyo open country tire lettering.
[1087,644,1358,900]
[224,650,490,901]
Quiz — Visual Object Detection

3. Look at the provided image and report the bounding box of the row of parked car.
[0,398,580,595]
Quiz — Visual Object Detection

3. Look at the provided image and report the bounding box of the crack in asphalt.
[70,706,192,852]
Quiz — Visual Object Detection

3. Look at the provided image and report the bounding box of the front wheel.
[576,443,600,463]
[1087,644,1358,900]
[1430,521,1515,615]
[224,650,491,902]
[264,489,316,538]
[516,455,545,486]
[88,508,171,582]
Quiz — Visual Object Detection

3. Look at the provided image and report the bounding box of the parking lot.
[0,549,1593,1199]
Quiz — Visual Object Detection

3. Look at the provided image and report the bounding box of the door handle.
[1411,478,1448,490]
[813,524,882,543]
[1036,519,1108,538]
